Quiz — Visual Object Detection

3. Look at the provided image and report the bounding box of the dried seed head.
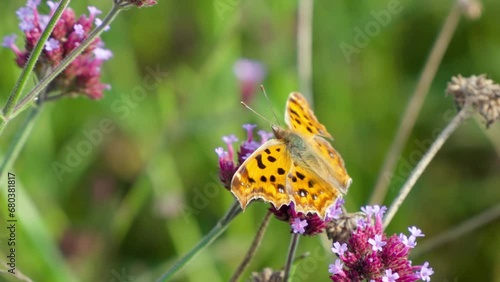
[447,74,500,127]
[325,210,361,244]
[251,268,284,282]
[459,0,482,20]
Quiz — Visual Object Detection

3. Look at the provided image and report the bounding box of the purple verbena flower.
[216,125,273,190]
[329,205,433,282]
[326,198,344,220]
[270,198,345,236]
[408,226,425,238]
[329,259,345,276]
[368,234,386,252]
[331,242,348,256]
[291,217,308,234]
[2,0,113,100]
[382,269,399,282]
[237,124,263,163]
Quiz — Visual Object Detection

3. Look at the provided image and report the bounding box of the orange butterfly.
[231,92,351,218]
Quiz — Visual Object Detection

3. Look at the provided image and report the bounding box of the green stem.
[0,3,123,135]
[0,105,42,180]
[368,3,462,205]
[0,0,70,135]
[230,210,272,282]
[156,200,242,282]
[383,107,471,229]
[283,233,300,282]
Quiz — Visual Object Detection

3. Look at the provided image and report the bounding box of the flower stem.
[0,105,42,180]
[155,200,242,282]
[230,210,272,282]
[283,233,300,282]
[369,2,463,205]
[297,0,314,103]
[8,3,123,124]
[383,107,471,229]
[0,0,70,135]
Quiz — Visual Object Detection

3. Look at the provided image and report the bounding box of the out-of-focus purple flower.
[417,262,434,282]
[93,47,113,60]
[2,1,113,100]
[44,38,60,51]
[329,205,433,282]
[233,58,266,104]
[2,34,17,48]
[329,259,345,276]
[94,18,110,31]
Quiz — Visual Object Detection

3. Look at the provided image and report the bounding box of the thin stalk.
[10,3,123,118]
[0,105,42,180]
[369,3,463,205]
[0,0,70,134]
[383,107,471,229]
[412,203,500,257]
[0,261,33,282]
[230,210,273,282]
[297,0,314,103]
[283,233,300,282]
[156,201,242,282]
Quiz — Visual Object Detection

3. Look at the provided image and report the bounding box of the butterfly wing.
[310,136,352,192]
[284,92,333,139]
[231,139,294,210]
[285,163,342,218]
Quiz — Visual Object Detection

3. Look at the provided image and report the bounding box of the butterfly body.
[231,93,351,218]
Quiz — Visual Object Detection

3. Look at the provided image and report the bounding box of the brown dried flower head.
[459,0,482,20]
[446,74,500,127]
[251,268,284,282]
[325,211,361,244]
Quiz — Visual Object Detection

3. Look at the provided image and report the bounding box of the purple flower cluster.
[2,0,112,99]
[329,205,434,282]
[270,198,344,236]
[215,124,273,190]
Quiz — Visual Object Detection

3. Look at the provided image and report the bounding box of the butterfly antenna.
[240,101,274,125]
[260,85,282,126]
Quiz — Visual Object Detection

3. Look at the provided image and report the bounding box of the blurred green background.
[1,0,500,281]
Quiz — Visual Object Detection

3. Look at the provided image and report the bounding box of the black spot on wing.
[267,156,277,162]
[255,154,266,169]
[277,168,285,175]
[264,148,271,154]
[296,172,305,180]
[260,176,267,182]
